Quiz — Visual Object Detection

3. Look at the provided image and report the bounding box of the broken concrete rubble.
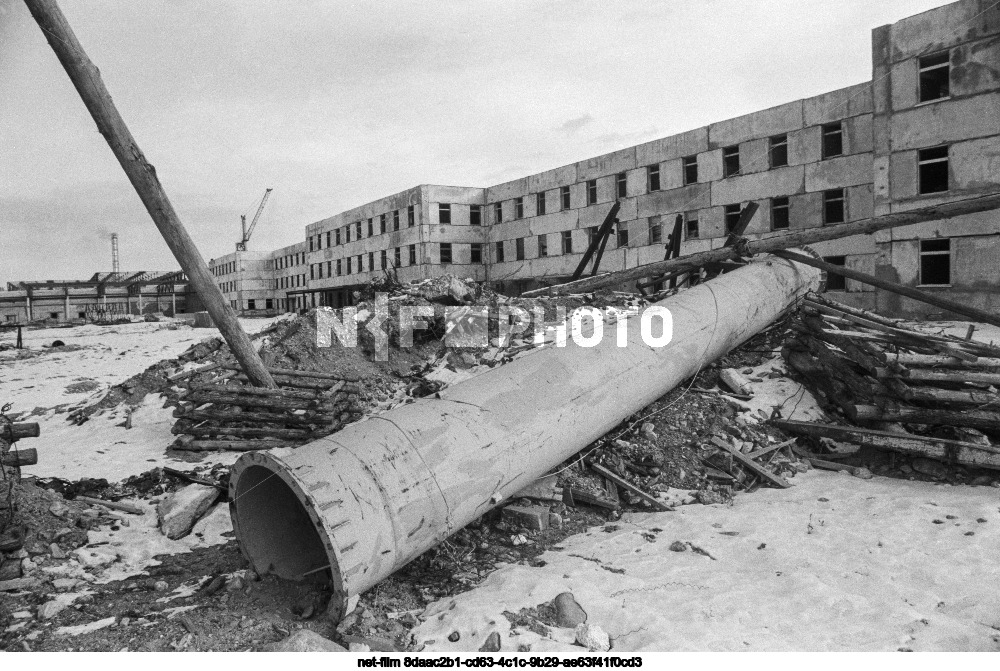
[157,484,219,540]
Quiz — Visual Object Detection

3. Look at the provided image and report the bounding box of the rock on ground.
[157,484,220,540]
[575,623,611,651]
[38,599,68,620]
[553,592,587,628]
[264,629,347,652]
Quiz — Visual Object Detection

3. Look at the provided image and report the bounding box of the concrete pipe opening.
[230,458,336,585]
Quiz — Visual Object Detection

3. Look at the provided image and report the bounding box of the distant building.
[0,271,192,324]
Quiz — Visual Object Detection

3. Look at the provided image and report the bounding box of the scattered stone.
[49,501,70,518]
[38,600,68,620]
[911,458,949,479]
[154,581,169,592]
[0,577,39,592]
[448,631,461,642]
[695,489,724,505]
[264,629,347,652]
[157,484,219,540]
[548,513,563,530]
[0,560,21,581]
[553,592,587,628]
[851,467,874,480]
[52,578,79,591]
[970,475,993,486]
[502,504,551,531]
[640,423,657,440]
[977,518,987,523]
[574,623,611,652]
[349,642,371,652]
[49,543,67,559]
[668,541,688,552]
[479,631,502,652]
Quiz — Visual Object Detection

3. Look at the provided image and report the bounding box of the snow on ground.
[734,355,826,425]
[414,470,1000,652]
[0,317,282,414]
[904,320,1000,348]
[0,317,282,481]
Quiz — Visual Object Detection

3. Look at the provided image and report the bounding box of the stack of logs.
[780,293,1000,470]
[169,364,365,452]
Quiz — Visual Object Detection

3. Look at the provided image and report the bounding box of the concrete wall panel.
[803,82,874,125]
[889,94,1000,149]
[805,153,873,192]
[576,147,637,181]
[708,100,803,147]
[712,165,805,205]
[889,0,997,62]
[635,128,708,165]
[638,184,711,218]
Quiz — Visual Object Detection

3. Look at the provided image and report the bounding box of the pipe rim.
[228,450,349,619]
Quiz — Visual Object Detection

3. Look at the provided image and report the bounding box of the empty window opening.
[538,234,548,257]
[724,204,743,234]
[616,225,629,248]
[561,230,573,254]
[649,216,662,244]
[439,204,451,224]
[408,245,416,265]
[393,210,400,231]
[723,146,740,178]
[380,214,387,234]
[771,196,790,230]
[919,51,950,103]
[471,243,483,263]
[685,213,699,240]
[683,155,698,185]
[616,172,627,199]
[823,189,845,224]
[380,250,387,270]
[536,192,546,216]
[515,237,525,261]
[514,197,524,219]
[488,203,498,225]
[918,146,949,194]
[770,134,788,168]
[647,165,661,192]
[440,242,452,264]
[471,204,483,226]
[822,122,843,159]
[919,238,951,286]
[495,241,505,263]
[408,205,415,227]
[560,186,571,210]
[586,180,597,205]
[824,256,847,291]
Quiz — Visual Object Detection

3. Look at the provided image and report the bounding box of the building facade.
[205,0,997,318]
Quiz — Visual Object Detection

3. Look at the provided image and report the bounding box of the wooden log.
[220,363,357,383]
[719,369,753,395]
[772,420,1000,469]
[233,374,344,392]
[4,423,41,440]
[173,406,321,426]
[562,487,619,511]
[23,0,275,389]
[889,353,1000,369]
[162,467,226,491]
[850,403,1000,433]
[588,462,671,511]
[521,193,1000,297]
[881,385,1000,407]
[746,438,797,460]
[75,495,145,515]
[874,367,1000,386]
[167,362,220,382]
[778,250,1000,329]
[172,438,297,452]
[172,422,312,439]
[2,448,38,467]
[804,295,905,328]
[182,391,325,411]
[185,382,321,401]
[810,307,990,358]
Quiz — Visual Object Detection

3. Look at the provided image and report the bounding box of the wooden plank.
[778,250,1000,329]
[521,193,1000,297]
[746,438,797,460]
[587,462,671,511]
[723,202,760,248]
[773,419,1000,469]
[850,403,1000,435]
[571,201,621,281]
[889,353,1000,369]
[875,367,1000,386]
[23,0,275,389]
[710,440,791,488]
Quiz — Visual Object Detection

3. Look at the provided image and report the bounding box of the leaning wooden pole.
[523,193,1000,297]
[23,0,275,388]
[774,249,1000,328]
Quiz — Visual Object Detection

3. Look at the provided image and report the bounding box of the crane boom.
[236,187,272,251]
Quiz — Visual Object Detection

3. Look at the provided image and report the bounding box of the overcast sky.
[0,0,951,283]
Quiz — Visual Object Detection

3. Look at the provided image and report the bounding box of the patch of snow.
[737,356,826,425]
[55,616,117,637]
[413,471,1000,652]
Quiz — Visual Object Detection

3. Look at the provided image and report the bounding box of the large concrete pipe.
[228,254,821,619]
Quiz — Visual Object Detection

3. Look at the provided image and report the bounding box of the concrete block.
[803,83,874,125]
[952,135,1000,191]
[527,164,577,193]
[953,38,1000,98]
[576,146,636,181]
[635,127,707,165]
[846,114,874,155]
[637,183,711,218]
[889,0,995,62]
[711,166,805,206]
[788,126,822,166]
[699,148,723,182]
[889,94,1000,150]
[486,177,529,203]
[157,484,220,540]
[804,153,873,192]
[708,100,803,147]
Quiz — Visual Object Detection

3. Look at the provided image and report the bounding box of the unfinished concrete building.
[185,0,999,318]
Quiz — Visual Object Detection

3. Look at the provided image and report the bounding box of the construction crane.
[236,188,273,251]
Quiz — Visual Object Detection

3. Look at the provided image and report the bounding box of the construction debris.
[157,484,220,540]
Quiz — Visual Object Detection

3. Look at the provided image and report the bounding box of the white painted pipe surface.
[228,254,821,619]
